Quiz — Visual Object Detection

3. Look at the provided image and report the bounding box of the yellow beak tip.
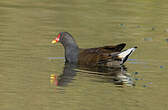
[51,40,56,44]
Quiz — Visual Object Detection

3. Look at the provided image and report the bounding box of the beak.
[51,40,57,44]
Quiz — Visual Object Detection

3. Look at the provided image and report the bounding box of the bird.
[51,32,137,67]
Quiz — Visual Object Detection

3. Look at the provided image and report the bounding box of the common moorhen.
[51,32,137,67]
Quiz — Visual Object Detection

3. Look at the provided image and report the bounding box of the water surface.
[0,0,168,110]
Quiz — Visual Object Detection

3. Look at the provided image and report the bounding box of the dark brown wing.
[79,43,126,54]
[78,43,126,66]
[102,43,126,52]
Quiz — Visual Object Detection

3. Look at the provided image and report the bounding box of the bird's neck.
[62,42,79,64]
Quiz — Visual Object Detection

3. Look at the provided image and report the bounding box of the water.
[1,0,168,110]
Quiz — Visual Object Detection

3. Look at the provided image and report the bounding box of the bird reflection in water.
[50,63,135,87]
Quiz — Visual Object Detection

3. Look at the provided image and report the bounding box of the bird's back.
[78,43,126,67]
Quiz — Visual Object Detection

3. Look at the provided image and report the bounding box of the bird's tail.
[118,46,137,64]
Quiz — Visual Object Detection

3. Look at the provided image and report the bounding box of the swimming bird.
[51,32,137,67]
